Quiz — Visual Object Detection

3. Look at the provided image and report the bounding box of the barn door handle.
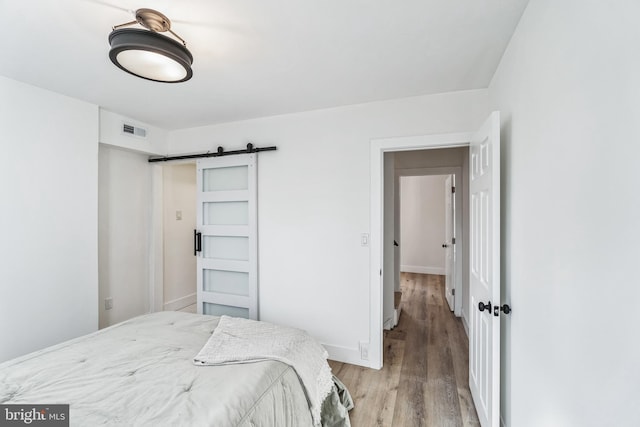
[478,301,492,313]
[194,230,202,256]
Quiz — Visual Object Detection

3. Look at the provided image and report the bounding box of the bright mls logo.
[0,405,68,426]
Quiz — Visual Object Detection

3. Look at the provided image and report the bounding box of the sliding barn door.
[195,154,258,319]
[469,111,500,427]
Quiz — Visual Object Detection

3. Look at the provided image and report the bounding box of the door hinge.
[452,288,455,296]
[452,237,456,244]
[451,186,456,194]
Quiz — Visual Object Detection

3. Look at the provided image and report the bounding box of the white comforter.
[0,312,314,426]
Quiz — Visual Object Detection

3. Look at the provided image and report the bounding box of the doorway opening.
[373,142,479,425]
[374,141,472,369]
[371,112,502,426]
[383,146,469,341]
[396,168,465,318]
[155,161,198,314]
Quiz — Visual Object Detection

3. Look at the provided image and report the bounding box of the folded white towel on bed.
[193,315,333,426]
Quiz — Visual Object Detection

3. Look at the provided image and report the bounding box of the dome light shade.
[109,28,193,83]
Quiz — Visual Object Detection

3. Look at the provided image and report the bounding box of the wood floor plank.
[329,273,480,427]
[424,289,463,427]
[340,337,405,426]
[371,338,405,426]
[425,274,443,308]
[438,280,480,427]
[393,377,427,426]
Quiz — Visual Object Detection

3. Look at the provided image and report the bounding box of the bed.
[0,311,352,426]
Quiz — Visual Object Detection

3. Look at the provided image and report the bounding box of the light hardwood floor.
[329,273,480,427]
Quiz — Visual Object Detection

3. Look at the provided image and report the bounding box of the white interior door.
[196,154,258,319]
[469,111,500,427]
[444,174,455,312]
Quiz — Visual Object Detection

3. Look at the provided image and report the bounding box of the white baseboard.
[383,317,393,330]
[400,265,445,275]
[462,312,469,337]
[163,293,196,312]
[177,304,197,313]
[323,343,366,367]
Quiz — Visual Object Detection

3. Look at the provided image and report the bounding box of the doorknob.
[478,301,492,313]
[500,304,512,314]
[442,243,448,248]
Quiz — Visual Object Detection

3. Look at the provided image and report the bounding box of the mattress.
[0,311,325,426]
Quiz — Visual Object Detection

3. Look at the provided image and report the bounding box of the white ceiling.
[0,0,529,130]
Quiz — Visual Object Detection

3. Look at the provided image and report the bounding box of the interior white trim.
[322,344,362,366]
[369,131,472,369]
[163,293,197,311]
[462,312,470,338]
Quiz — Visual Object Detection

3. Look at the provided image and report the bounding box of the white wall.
[400,175,447,274]
[489,0,640,425]
[98,145,151,328]
[162,163,197,310]
[99,109,168,155]
[98,109,170,319]
[167,90,488,364]
[0,76,98,362]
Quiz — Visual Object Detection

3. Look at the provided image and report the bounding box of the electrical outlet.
[105,297,113,311]
[176,210,182,220]
[361,233,369,247]
[359,341,369,360]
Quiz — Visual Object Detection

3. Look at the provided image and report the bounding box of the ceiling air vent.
[122,123,147,138]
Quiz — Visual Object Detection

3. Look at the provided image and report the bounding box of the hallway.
[329,273,480,426]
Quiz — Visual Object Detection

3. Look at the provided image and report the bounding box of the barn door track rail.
[148,143,277,163]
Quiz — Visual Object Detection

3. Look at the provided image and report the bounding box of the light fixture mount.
[109,8,193,83]
[135,8,172,33]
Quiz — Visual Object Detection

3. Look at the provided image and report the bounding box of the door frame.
[369,131,473,369]
[396,166,463,317]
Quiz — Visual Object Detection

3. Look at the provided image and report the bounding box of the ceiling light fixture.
[108,8,193,83]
